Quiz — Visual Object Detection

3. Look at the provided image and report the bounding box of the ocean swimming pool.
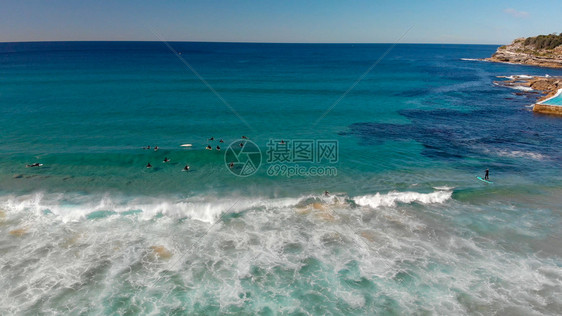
[540,89,562,106]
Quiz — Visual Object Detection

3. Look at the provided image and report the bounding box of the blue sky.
[1,0,561,44]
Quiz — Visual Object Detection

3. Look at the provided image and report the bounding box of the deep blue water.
[0,42,561,314]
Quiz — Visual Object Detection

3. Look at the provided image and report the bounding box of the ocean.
[0,41,561,314]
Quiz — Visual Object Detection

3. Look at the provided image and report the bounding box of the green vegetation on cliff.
[523,33,562,50]
[486,33,562,68]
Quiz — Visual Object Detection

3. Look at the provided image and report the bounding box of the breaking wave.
[353,190,452,209]
[0,188,456,225]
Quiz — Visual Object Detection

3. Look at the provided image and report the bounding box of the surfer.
[484,168,489,180]
[146,163,152,168]
[324,190,329,197]
[26,163,41,168]
[229,162,234,168]
[208,137,214,141]
[242,136,248,139]
[183,165,190,171]
[163,157,170,163]
[219,139,224,143]
[280,140,285,144]
[206,145,212,150]
[216,146,221,151]
[239,142,244,147]
[154,146,158,151]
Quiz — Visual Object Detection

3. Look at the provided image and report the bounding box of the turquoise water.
[1,42,561,314]
[542,91,562,106]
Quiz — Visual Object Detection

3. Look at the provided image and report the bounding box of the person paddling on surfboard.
[183,165,190,171]
[484,168,489,180]
[146,162,152,168]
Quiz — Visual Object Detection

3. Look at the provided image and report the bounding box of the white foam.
[495,150,546,160]
[507,85,534,92]
[0,193,303,224]
[1,189,560,314]
[433,186,454,191]
[493,81,534,92]
[505,75,534,80]
[460,58,479,61]
[353,190,452,209]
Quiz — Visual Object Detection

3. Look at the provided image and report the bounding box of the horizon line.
[0,40,503,46]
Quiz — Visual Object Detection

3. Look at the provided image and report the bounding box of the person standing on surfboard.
[484,168,489,180]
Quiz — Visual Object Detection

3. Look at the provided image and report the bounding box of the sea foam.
[353,190,452,209]
[0,192,302,224]
[0,190,454,225]
[505,75,534,80]
[506,85,534,92]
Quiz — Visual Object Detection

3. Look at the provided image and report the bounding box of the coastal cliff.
[485,34,562,68]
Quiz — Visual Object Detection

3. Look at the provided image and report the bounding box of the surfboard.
[476,176,493,184]
[180,144,192,147]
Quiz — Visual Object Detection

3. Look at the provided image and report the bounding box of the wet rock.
[9,227,28,237]
[150,245,172,259]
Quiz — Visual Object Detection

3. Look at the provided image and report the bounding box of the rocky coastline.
[494,75,562,115]
[484,36,562,69]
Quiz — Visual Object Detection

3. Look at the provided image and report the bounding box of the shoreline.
[494,75,562,115]
[483,36,562,69]
[484,57,562,69]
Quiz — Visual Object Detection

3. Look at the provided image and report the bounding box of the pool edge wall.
[533,103,562,116]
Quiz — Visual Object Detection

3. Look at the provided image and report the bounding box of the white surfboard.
[180,144,192,147]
